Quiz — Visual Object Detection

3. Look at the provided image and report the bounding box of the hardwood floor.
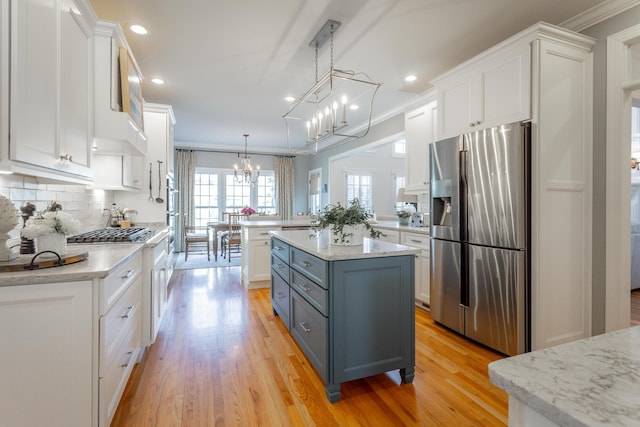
[111,267,508,426]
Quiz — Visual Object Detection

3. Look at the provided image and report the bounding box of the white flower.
[21,211,81,239]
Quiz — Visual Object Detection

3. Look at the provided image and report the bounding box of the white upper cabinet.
[1,0,95,182]
[434,39,531,139]
[93,154,144,191]
[404,100,437,194]
[144,103,176,179]
[93,20,147,157]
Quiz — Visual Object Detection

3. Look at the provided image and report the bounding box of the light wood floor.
[111,267,508,426]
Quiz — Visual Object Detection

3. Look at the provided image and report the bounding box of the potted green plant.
[313,199,380,245]
[396,204,416,226]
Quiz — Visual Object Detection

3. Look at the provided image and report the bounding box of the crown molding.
[561,0,640,32]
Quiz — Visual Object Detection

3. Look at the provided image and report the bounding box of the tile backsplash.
[0,174,115,243]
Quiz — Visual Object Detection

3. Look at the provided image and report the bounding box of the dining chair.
[183,214,210,261]
[220,212,246,261]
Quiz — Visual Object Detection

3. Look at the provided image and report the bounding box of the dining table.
[207,213,248,261]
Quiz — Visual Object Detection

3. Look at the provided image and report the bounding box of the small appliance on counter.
[411,212,426,227]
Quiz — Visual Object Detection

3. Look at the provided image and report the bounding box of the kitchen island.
[489,326,640,426]
[269,229,419,402]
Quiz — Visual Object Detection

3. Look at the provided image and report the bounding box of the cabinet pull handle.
[121,306,134,319]
[381,232,388,237]
[276,292,285,299]
[410,239,422,244]
[263,241,269,245]
[260,232,269,236]
[275,246,284,251]
[277,263,284,268]
[120,351,133,368]
[302,261,312,268]
[299,322,311,333]
[299,284,311,292]
[121,270,134,280]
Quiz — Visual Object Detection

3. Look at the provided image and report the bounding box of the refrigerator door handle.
[459,148,469,308]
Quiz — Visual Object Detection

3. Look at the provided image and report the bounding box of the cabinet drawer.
[271,238,290,263]
[290,290,328,381]
[100,277,141,375]
[401,232,430,249]
[290,248,327,289]
[99,308,140,427]
[271,270,290,329]
[271,254,290,282]
[101,252,142,314]
[291,269,328,316]
[250,227,280,240]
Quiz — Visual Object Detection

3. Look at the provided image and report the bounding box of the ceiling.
[88,0,605,154]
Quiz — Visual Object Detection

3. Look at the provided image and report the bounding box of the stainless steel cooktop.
[67,227,154,243]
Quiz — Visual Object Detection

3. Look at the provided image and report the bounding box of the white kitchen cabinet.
[1,0,95,182]
[434,39,530,140]
[404,100,437,194]
[93,154,144,190]
[242,226,282,289]
[93,20,147,157]
[401,231,430,307]
[432,22,594,351]
[0,280,93,427]
[142,234,169,347]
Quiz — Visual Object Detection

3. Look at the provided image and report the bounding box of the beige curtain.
[274,156,295,220]
[175,149,196,252]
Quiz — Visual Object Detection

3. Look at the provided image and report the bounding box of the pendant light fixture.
[234,134,260,184]
[283,19,382,152]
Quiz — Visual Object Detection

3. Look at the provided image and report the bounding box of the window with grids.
[346,173,373,212]
[194,169,276,227]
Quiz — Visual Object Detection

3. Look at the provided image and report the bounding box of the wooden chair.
[183,214,210,261]
[220,213,245,261]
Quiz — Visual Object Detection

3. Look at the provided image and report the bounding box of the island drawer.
[271,270,290,329]
[374,228,400,244]
[271,254,290,282]
[290,289,328,381]
[291,269,328,316]
[401,232,430,250]
[290,248,327,289]
[249,227,280,241]
[271,238,290,263]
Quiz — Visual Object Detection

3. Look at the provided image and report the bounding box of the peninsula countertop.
[488,326,640,427]
[239,218,431,235]
[269,229,420,261]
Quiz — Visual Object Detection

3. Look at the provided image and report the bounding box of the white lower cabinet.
[374,227,400,244]
[242,227,281,289]
[142,237,169,347]
[401,231,431,307]
[0,251,143,427]
[0,281,93,427]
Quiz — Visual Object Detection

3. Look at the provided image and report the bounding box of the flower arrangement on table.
[240,207,256,215]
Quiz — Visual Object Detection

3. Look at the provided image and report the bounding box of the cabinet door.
[405,101,436,193]
[151,258,168,342]
[59,0,92,177]
[9,0,58,168]
[415,249,430,306]
[167,118,175,177]
[249,239,272,281]
[122,155,144,189]
[0,281,93,427]
[437,71,475,140]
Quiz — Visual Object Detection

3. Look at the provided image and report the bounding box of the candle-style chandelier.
[283,19,382,151]
[234,134,260,184]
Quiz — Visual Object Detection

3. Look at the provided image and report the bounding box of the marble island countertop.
[489,326,640,426]
[269,229,420,261]
[239,219,430,235]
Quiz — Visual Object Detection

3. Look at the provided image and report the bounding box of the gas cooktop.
[67,227,154,243]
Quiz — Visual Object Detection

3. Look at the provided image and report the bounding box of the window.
[346,172,373,212]
[393,139,406,156]
[193,168,276,227]
[394,174,406,211]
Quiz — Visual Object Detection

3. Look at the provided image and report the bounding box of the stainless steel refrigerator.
[429,121,529,356]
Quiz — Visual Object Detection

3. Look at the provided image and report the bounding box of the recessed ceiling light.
[284,96,295,102]
[404,75,417,82]
[150,78,165,85]
[350,104,359,110]
[129,24,148,35]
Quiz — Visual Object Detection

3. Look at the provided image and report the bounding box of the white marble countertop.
[0,228,169,287]
[269,229,420,261]
[239,219,430,235]
[489,326,640,426]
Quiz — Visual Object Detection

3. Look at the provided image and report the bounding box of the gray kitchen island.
[269,229,420,403]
